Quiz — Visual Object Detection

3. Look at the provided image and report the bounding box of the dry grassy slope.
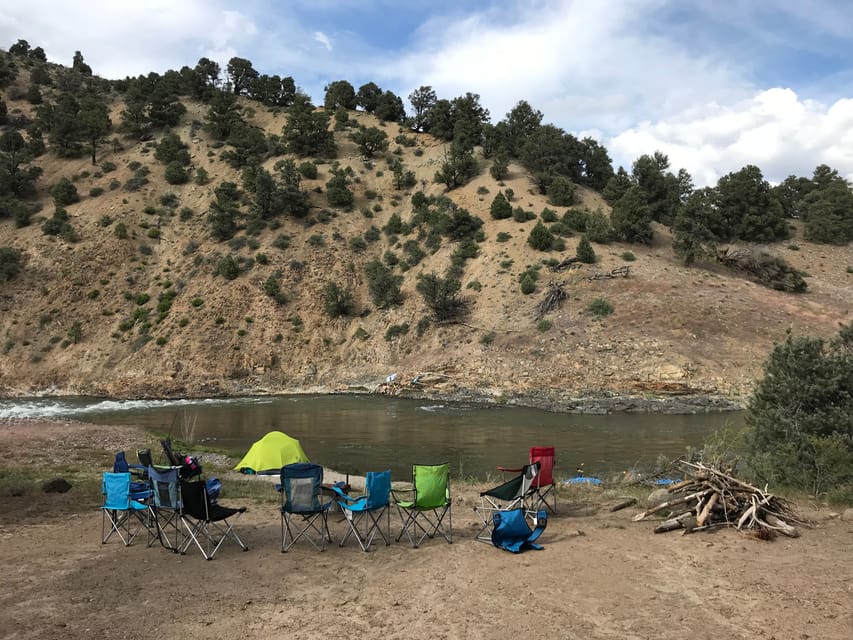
[1,78,851,404]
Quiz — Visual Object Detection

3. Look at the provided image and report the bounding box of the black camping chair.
[179,480,248,560]
[473,461,540,542]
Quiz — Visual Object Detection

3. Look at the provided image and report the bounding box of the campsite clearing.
[0,420,851,640]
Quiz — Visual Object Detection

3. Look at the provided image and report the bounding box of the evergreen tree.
[611,186,653,244]
[744,323,853,496]
[716,165,788,242]
[576,235,596,263]
[602,166,632,205]
[282,95,335,157]
[490,191,512,220]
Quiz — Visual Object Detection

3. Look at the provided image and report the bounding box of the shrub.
[50,179,79,206]
[520,272,536,294]
[490,192,512,220]
[191,298,204,307]
[576,235,596,263]
[216,255,239,280]
[272,234,291,250]
[496,232,511,243]
[480,332,495,345]
[194,167,209,185]
[588,297,614,317]
[621,251,636,262]
[547,176,575,206]
[416,272,469,322]
[114,222,128,239]
[322,281,355,317]
[540,207,559,223]
[165,161,189,185]
[0,246,24,281]
[298,162,318,179]
[89,186,105,197]
[365,259,403,308]
[740,323,853,498]
[585,209,612,243]
[537,319,552,332]
[384,323,410,341]
[527,222,555,251]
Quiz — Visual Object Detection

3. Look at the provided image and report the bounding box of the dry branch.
[632,461,807,541]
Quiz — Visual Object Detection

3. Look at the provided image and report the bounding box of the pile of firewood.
[632,461,807,540]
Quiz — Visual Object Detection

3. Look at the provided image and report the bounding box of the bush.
[365,259,403,308]
[547,176,575,206]
[384,323,409,341]
[621,251,636,262]
[576,235,596,263]
[89,186,105,197]
[322,281,355,317]
[520,272,536,295]
[216,255,240,280]
[740,323,853,498]
[490,192,512,220]
[0,246,23,281]
[416,272,469,322]
[299,162,318,179]
[50,178,79,206]
[165,161,189,185]
[585,209,612,243]
[588,297,614,317]
[527,222,555,251]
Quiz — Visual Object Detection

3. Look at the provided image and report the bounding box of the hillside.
[1,59,851,411]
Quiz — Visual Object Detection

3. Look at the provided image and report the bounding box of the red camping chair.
[498,446,557,514]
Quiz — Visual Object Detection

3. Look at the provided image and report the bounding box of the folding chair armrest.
[497,465,523,473]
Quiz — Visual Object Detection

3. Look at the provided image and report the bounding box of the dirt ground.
[1,421,852,640]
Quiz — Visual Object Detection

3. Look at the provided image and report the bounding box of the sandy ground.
[1,421,852,640]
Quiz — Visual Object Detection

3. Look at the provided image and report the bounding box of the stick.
[632,488,712,522]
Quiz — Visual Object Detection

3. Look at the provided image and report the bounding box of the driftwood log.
[632,461,808,540]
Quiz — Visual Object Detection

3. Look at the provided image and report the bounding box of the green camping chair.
[393,463,452,548]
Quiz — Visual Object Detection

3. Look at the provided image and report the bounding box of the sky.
[2,0,853,186]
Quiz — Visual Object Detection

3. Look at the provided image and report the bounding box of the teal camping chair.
[101,472,150,546]
[491,508,548,553]
[333,470,392,552]
[393,463,452,548]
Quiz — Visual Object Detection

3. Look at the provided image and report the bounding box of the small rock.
[647,488,670,507]
[841,508,853,521]
[43,478,72,493]
[567,529,585,537]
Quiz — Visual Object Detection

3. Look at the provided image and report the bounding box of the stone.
[43,478,72,494]
[841,508,853,522]
[647,488,670,507]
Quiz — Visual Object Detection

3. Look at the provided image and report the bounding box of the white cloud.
[0,0,257,78]
[313,31,332,52]
[608,88,853,186]
[388,0,748,129]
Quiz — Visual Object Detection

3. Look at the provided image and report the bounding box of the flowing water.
[0,395,743,479]
[0,395,743,480]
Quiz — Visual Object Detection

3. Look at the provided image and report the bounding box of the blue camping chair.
[112,451,150,498]
[279,462,334,552]
[333,470,392,552]
[101,472,150,546]
[491,508,548,553]
[147,465,183,551]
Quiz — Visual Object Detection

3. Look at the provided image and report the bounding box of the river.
[0,394,743,480]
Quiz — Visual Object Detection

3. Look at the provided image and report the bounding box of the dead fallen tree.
[716,247,807,293]
[584,265,630,281]
[535,281,567,319]
[632,461,808,539]
[549,257,583,272]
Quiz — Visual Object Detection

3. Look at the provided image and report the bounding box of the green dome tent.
[234,431,309,474]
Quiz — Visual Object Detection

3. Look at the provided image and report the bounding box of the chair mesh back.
[530,447,555,486]
[364,470,391,509]
[281,462,323,513]
[413,463,450,509]
[180,480,209,520]
[103,472,131,509]
[148,466,180,509]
